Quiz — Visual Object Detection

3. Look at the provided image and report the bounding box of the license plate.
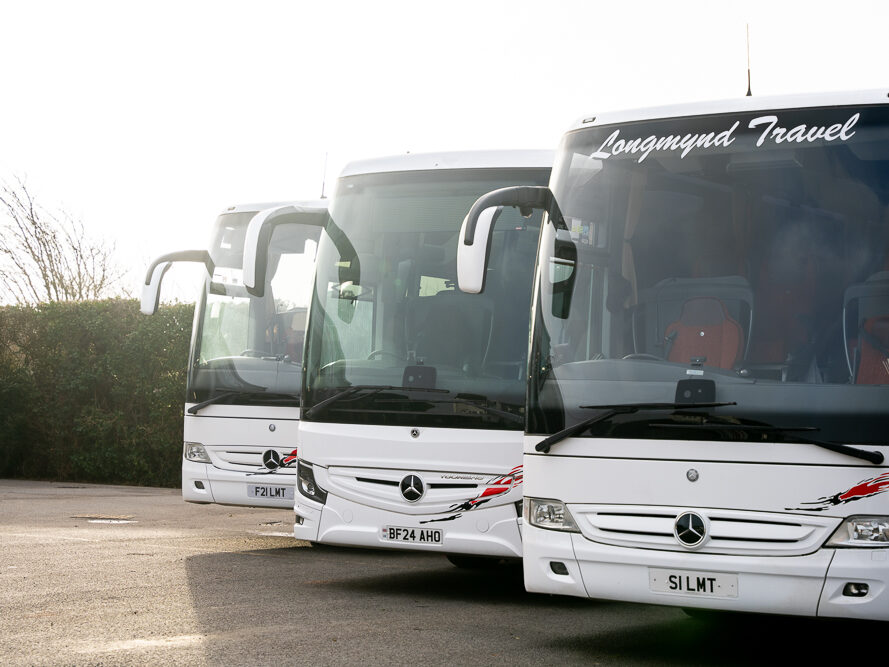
[381,525,444,545]
[247,484,294,500]
[649,568,738,598]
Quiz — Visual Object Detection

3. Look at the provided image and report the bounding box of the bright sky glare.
[1,0,887,301]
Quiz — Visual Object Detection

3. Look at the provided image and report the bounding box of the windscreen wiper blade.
[188,390,270,415]
[653,421,884,464]
[303,385,450,420]
[535,402,735,454]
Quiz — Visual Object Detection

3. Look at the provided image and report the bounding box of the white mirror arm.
[140,261,172,315]
[139,249,213,315]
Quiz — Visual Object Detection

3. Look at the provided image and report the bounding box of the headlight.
[297,461,328,504]
[826,516,889,547]
[184,442,211,463]
[525,498,580,532]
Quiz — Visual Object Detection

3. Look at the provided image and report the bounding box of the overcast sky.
[1,0,887,300]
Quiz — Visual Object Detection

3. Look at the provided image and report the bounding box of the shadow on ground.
[183,543,880,666]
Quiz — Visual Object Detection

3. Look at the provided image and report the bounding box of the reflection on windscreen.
[187,214,321,404]
[531,105,889,441]
[304,167,551,429]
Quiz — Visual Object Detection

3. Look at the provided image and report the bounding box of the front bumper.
[294,491,522,557]
[523,524,889,621]
[182,459,295,508]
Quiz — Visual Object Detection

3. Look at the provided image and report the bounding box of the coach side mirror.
[457,205,503,294]
[244,202,328,297]
[549,234,577,319]
[457,186,558,294]
[140,249,214,315]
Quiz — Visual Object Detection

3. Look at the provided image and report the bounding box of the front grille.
[355,477,398,486]
[571,505,840,557]
[209,447,297,474]
[324,465,519,515]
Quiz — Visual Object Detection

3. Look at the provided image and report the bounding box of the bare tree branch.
[0,177,126,304]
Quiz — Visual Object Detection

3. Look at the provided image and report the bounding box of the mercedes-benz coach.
[143,201,326,507]
[458,91,888,619]
[247,151,552,563]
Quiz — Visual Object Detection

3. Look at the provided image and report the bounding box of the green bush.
[0,299,193,487]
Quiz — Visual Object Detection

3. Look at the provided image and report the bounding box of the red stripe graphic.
[787,471,889,511]
[838,471,889,502]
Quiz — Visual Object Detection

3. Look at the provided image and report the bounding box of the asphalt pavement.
[0,479,880,666]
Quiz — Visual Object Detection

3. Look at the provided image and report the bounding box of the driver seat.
[844,271,889,384]
[853,316,889,384]
[664,297,744,370]
[410,291,492,371]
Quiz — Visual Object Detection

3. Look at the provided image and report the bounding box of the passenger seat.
[844,271,889,384]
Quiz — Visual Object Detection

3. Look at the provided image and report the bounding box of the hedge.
[0,299,193,487]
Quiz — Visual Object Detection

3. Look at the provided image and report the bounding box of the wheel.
[682,607,718,620]
[240,349,267,358]
[622,353,662,361]
[445,554,504,569]
[682,607,756,623]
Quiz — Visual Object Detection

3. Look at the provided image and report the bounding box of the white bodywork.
[295,150,552,555]
[565,88,889,132]
[338,149,553,177]
[182,404,300,507]
[295,422,524,555]
[523,90,889,621]
[523,437,888,620]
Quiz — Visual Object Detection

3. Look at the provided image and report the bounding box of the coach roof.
[338,149,554,178]
[570,88,889,132]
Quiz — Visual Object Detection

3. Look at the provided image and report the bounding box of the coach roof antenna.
[745,24,753,97]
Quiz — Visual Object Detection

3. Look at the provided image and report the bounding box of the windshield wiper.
[653,421,884,464]
[304,385,450,420]
[535,402,735,453]
[188,390,268,415]
[188,390,301,415]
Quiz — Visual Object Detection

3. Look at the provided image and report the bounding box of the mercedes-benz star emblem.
[674,511,707,548]
[399,474,425,502]
[262,449,282,470]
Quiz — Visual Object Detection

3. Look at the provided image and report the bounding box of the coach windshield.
[187,212,320,406]
[529,105,889,444]
[303,167,550,429]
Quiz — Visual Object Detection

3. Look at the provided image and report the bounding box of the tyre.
[445,554,510,569]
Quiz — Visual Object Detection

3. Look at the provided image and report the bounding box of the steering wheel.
[240,349,267,358]
[367,349,402,361]
[622,353,663,361]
